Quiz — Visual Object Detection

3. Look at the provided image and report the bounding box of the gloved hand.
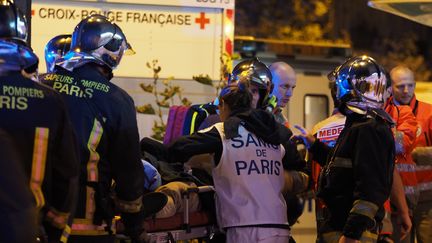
[291,125,316,149]
[121,212,148,243]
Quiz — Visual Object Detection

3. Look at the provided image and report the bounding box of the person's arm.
[292,125,331,167]
[281,139,306,170]
[110,100,144,204]
[343,123,394,240]
[166,126,222,164]
[109,97,146,241]
[394,106,418,155]
[390,169,412,240]
[308,139,331,167]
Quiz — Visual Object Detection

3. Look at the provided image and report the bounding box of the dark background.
[15,0,432,80]
[235,0,432,80]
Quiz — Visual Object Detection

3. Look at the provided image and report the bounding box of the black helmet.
[60,14,134,71]
[44,34,71,73]
[0,39,38,75]
[230,58,272,90]
[0,0,28,45]
[328,55,387,112]
[229,58,272,108]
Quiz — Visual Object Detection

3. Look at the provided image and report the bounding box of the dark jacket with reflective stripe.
[310,113,394,240]
[0,72,79,234]
[40,65,144,224]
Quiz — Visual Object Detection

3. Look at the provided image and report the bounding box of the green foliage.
[151,120,165,141]
[136,104,155,114]
[235,0,346,43]
[192,53,233,97]
[136,60,191,141]
[357,33,432,81]
[193,74,213,86]
[235,0,431,80]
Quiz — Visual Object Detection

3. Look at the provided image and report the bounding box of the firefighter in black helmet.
[228,57,273,109]
[294,55,395,243]
[44,34,72,73]
[40,14,166,243]
[0,1,80,243]
[0,0,28,45]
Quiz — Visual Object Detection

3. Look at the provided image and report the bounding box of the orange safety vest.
[385,99,419,206]
[408,96,432,200]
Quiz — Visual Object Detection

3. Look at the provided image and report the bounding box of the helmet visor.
[124,41,135,55]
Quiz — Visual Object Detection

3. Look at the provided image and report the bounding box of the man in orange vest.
[384,97,418,243]
[391,66,432,243]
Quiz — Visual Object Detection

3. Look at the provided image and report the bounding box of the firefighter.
[44,34,72,73]
[309,76,413,242]
[294,56,395,243]
[390,66,432,243]
[0,2,80,242]
[198,58,275,130]
[39,14,166,242]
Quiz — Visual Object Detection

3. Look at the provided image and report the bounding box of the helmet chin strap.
[342,104,395,125]
[345,104,367,115]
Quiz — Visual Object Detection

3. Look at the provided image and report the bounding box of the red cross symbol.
[195,12,210,30]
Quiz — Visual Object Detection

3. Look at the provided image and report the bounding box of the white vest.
[213,123,288,228]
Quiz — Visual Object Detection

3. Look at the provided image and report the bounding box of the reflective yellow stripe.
[60,225,71,243]
[361,230,379,242]
[30,127,49,209]
[350,199,379,220]
[71,218,116,236]
[86,119,103,182]
[45,209,70,229]
[322,231,378,243]
[190,111,199,134]
[85,186,96,220]
[85,119,103,221]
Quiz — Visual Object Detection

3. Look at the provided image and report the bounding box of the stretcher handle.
[182,186,215,233]
[185,185,215,194]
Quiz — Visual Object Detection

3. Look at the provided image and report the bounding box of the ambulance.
[30,0,235,137]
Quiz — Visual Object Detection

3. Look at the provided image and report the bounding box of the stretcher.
[116,186,221,243]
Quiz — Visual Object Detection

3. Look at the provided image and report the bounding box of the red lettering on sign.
[195,12,209,29]
[317,125,344,139]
